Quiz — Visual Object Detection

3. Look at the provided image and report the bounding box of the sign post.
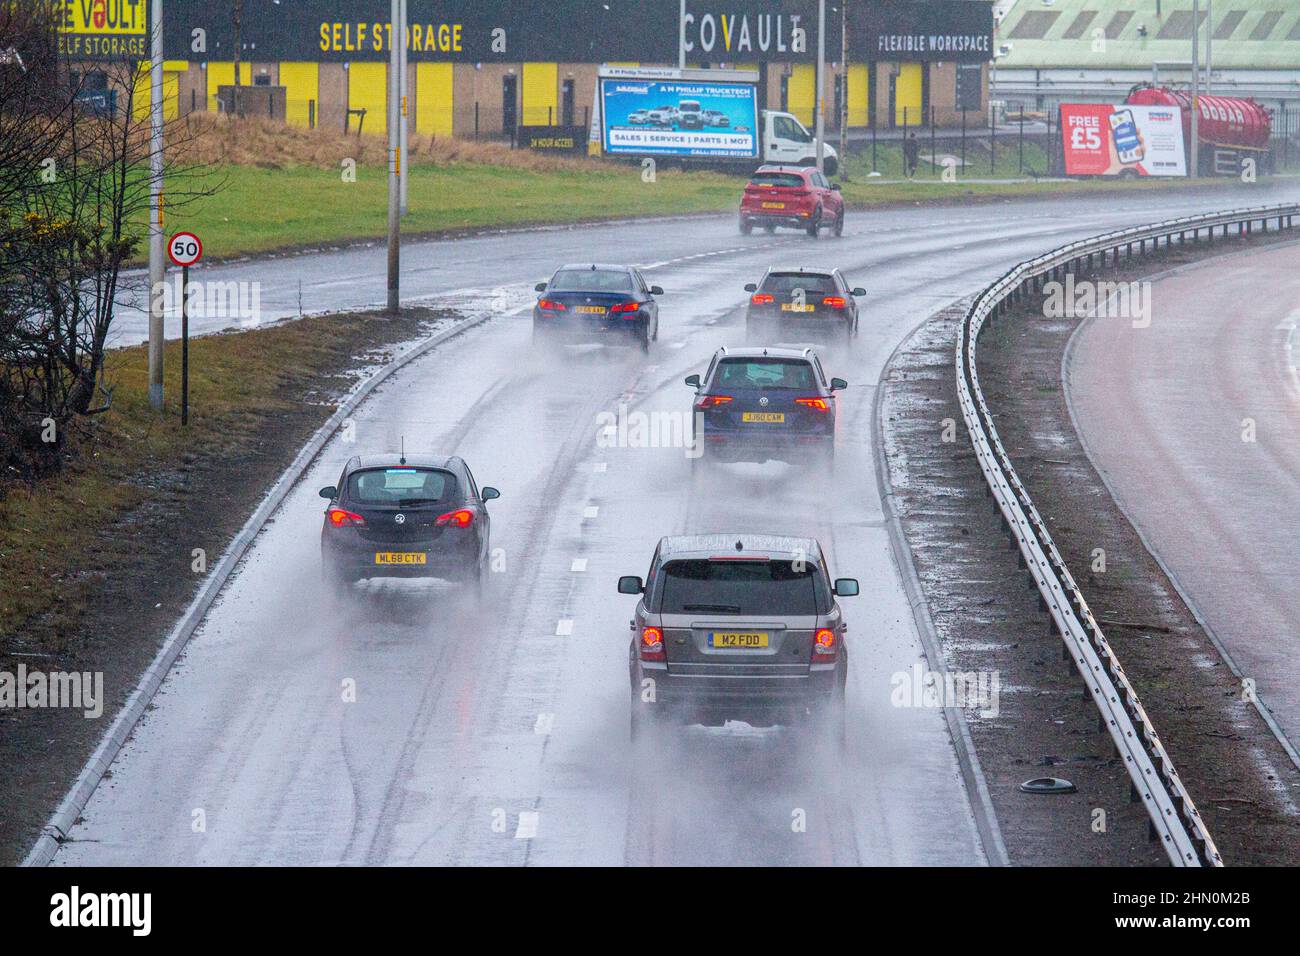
[168,233,204,427]
[148,0,165,410]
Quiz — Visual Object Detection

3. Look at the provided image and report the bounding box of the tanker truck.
[1126,84,1272,176]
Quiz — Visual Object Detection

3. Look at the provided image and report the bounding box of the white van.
[760,111,839,175]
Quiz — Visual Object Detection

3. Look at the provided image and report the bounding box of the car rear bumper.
[740,211,814,227]
[701,429,833,462]
[322,535,479,581]
[533,313,646,342]
[632,661,842,722]
[747,308,852,331]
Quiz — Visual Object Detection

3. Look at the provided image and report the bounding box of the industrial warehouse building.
[86,1,995,137]
[994,0,1300,111]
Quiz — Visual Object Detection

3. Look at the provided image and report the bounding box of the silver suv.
[618,533,858,743]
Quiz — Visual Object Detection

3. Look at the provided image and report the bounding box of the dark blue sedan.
[532,263,661,352]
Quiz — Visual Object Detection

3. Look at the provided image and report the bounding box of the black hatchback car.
[319,454,499,595]
[744,266,865,344]
[532,263,662,352]
[619,533,858,742]
[686,346,846,466]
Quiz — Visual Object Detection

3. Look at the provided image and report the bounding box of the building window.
[1061,11,1098,40]
[1008,11,1061,40]
[1104,12,1136,39]
[1249,11,1283,41]
[1214,11,1247,40]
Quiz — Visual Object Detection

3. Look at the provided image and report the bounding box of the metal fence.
[956,202,1300,866]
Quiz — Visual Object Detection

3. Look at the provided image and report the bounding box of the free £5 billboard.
[600,78,760,159]
[1060,104,1187,177]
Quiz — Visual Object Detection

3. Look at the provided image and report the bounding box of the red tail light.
[640,626,665,662]
[435,508,474,528]
[327,507,366,528]
[695,394,734,409]
[814,628,837,658]
[822,296,847,309]
[795,397,831,412]
[538,299,566,311]
[750,293,775,305]
[611,301,640,315]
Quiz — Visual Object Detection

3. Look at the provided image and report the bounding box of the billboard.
[1060,103,1188,177]
[59,0,150,59]
[600,77,759,159]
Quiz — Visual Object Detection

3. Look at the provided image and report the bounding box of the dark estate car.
[533,263,662,352]
[739,164,845,238]
[745,266,865,343]
[319,454,499,596]
[686,346,846,466]
[619,533,859,742]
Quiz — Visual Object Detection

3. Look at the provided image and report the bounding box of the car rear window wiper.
[681,603,743,613]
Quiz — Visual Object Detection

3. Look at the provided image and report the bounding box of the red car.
[739,165,845,239]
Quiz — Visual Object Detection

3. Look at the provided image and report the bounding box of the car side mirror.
[482,487,500,501]
[650,285,664,296]
[618,575,644,595]
[744,282,758,293]
[833,578,860,597]
[852,287,866,297]
[830,377,847,391]
[684,374,701,388]
[534,282,547,292]
[318,486,337,499]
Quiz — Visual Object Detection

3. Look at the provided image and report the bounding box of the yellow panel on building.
[348,62,388,137]
[280,62,319,127]
[521,62,558,125]
[847,64,869,127]
[133,64,179,121]
[206,62,251,111]
[787,64,815,126]
[894,63,923,126]
[416,62,453,137]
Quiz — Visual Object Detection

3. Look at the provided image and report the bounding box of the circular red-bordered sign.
[168,232,203,268]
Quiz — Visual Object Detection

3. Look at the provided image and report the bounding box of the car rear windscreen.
[550,270,634,293]
[659,559,821,615]
[748,173,805,188]
[761,272,836,295]
[714,358,817,391]
[347,468,456,506]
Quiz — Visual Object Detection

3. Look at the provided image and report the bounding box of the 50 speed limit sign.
[168,232,203,268]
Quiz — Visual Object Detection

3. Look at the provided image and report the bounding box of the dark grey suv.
[618,533,858,743]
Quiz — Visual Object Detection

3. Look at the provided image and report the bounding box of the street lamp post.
[387,0,403,312]
[815,0,826,172]
[148,0,165,410]
[1191,0,1200,177]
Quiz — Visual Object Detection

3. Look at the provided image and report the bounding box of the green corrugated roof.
[998,0,1300,68]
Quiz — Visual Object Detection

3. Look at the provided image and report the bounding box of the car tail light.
[640,626,665,662]
[814,628,837,658]
[611,301,640,314]
[327,507,366,528]
[695,394,734,409]
[795,397,831,412]
[822,296,847,309]
[750,293,775,305]
[538,299,566,311]
[435,509,474,528]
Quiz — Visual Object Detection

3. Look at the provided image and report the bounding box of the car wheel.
[833,209,845,237]
[638,326,651,353]
[739,218,753,235]
[807,208,822,239]
[763,223,777,234]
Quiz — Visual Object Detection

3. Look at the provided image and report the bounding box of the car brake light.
[822,296,847,309]
[611,302,640,314]
[327,507,366,528]
[640,626,665,662]
[814,628,837,657]
[795,397,831,412]
[435,509,474,528]
[751,293,775,305]
[538,299,566,311]
[695,394,734,409]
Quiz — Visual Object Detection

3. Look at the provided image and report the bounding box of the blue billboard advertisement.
[600,78,760,159]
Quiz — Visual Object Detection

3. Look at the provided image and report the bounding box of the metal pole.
[838,0,849,176]
[815,0,826,173]
[679,0,687,70]
[148,0,165,410]
[387,0,401,313]
[181,266,189,427]
[1191,0,1200,177]
[1205,0,1213,96]
[399,0,409,216]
